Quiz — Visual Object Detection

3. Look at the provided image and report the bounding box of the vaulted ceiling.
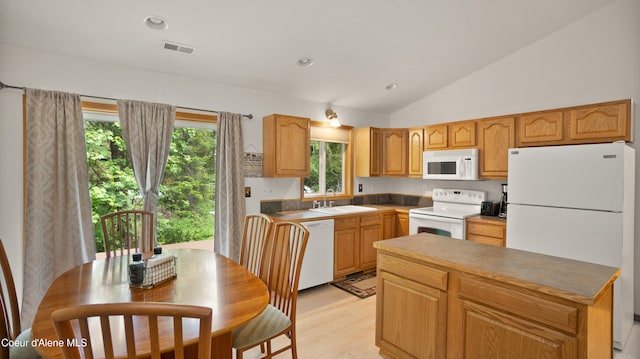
[0,0,615,113]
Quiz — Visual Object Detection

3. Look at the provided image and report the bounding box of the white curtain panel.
[215,112,246,260]
[117,100,175,251]
[23,88,95,327]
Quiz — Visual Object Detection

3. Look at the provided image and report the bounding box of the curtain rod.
[0,81,254,119]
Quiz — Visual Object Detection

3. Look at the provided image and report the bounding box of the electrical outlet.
[245,187,251,197]
[358,184,363,192]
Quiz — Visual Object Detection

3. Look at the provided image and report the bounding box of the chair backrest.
[262,222,309,319]
[238,214,274,280]
[51,302,212,359]
[100,210,154,258]
[0,238,20,358]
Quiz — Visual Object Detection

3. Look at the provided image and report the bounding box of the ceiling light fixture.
[385,83,398,91]
[325,107,340,127]
[297,57,314,67]
[144,15,169,30]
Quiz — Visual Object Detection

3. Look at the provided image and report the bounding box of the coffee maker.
[498,183,508,218]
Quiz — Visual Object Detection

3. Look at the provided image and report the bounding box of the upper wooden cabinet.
[381,129,408,176]
[356,127,381,177]
[477,116,515,179]
[424,124,448,149]
[518,110,564,146]
[262,114,310,177]
[425,121,476,150]
[407,127,424,177]
[517,99,631,147]
[569,100,630,142]
[449,120,476,148]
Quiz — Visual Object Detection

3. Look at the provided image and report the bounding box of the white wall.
[390,0,640,312]
[0,42,389,303]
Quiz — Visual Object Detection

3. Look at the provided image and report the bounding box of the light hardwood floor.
[238,283,640,359]
[239,284,381,359]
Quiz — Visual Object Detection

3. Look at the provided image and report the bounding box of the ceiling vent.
[162,40,196,54]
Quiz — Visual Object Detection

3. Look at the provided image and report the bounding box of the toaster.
[480,201,497,216]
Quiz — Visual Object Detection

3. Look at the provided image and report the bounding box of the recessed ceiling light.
[385,83,398,91]
[297,57,314,67]
[144,15,169,30]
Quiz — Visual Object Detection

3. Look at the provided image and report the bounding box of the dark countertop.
[270,204,417,222]
[466,214,507,224]
[374,233,619,305]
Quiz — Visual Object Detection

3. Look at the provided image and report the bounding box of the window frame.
[300,120,354,202]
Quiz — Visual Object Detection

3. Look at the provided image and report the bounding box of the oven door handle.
[409,214,463,224]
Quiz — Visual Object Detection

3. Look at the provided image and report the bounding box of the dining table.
[31,248,270,359]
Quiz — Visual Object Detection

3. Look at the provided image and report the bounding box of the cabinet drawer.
[466,234,505,247]
[334,216,359,230]
[360,213,381,226]
[378,254,448,291]
[467,222,504,239]
[458,275,577,334]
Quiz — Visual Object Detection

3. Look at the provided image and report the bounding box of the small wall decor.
[243,152,263,177]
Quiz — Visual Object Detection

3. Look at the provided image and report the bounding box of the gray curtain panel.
[23,88,95,328]
[117,100,176,251]
[215,112,246,260]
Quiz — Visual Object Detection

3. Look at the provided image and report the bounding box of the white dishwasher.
[298,219,334,290]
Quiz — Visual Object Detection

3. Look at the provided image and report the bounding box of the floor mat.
[331,272,376,299]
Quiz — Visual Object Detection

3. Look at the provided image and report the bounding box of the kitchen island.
[374,233,619,359]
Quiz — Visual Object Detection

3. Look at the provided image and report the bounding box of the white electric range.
[409,189,486,239]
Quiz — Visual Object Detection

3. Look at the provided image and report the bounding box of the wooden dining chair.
[0,238,41,359]
[100,210,154,258]
[51,302,212,359]
[232,221,309,359]
[239,214,274,281]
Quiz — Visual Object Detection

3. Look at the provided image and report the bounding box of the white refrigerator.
[506,142,635,350]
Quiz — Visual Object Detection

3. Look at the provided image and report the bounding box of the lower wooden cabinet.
[465,216,506,247]
[334,216,360,277]
[375,242,615,359]
[396,213,409,237]
[377,271,447,359]
[333,213,381,279]
[360,214,382,269]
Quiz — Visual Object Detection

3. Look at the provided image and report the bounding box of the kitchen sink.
[309,205,377,215]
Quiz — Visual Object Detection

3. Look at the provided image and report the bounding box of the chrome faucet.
[323,189,335,207]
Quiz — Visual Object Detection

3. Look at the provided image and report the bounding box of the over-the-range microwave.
[423,148,478,180]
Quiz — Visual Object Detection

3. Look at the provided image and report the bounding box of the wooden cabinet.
[466,216,506,247]
[375,235,617,359]
[477,116,516,179]
[396,213,409,237]
[456,276,580,358]
[425,121,476,150]
[262,114,310,177]
[518,99,632,147]
[381,129,408,176]
[355,127,381,177]
[449,120,476,148]
[334,217,360,277]
[569,100,630,142]
[382,213,397,240]
[407,127,424,177]
[518,110,564,146]
[424,124,448,149]
[360,214,382,269]
[377,264,448,359]
[333,213,382,279]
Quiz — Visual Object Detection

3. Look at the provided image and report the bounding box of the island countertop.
[374,233,619,305]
